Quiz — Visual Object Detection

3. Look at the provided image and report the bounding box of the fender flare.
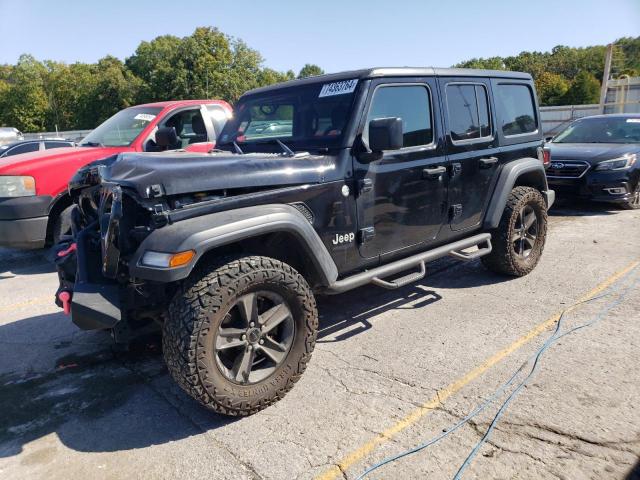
[128,204,339,285]
[483,158,554,230]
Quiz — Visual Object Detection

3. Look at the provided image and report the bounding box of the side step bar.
[324,233,492,294]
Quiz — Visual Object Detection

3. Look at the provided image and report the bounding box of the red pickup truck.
[0,99,231,249]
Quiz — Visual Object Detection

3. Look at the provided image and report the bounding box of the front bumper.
[548,169,638,204]
[54,228,122,331]
[0,196,52,249]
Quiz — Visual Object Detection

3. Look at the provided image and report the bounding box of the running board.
[324,233,492,294]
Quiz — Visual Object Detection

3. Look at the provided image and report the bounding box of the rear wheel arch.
[484,158,549,230]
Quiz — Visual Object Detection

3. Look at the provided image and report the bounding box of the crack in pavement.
[320,348,435,392]
[118,358,264,480]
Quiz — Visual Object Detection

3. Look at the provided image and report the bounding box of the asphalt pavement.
[0,200,639,480]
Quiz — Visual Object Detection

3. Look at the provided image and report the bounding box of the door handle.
[479,157,498,168]
[422,166,447,179]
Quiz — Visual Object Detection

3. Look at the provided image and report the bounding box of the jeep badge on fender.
[54,67,554,416]
[332,232,355,245]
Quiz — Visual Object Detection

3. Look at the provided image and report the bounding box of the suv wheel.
[481,186,548,276]
[619,181,640,210]
[163,255,318,416]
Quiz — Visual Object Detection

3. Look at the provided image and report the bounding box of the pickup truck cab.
[0,99,231,249]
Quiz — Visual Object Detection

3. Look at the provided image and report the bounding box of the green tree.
[535,71,570,106]
[126,34,185,102]
[562,71,600,105]
[257,68,295,86]
[0,55,48,132]
[454,56,505,70]
[297,64,324,78]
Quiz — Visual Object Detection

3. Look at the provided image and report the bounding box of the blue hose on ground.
[355,264,639,480]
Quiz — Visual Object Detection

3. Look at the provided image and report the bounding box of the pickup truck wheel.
[163,255,318,416]
[481,186,548,276]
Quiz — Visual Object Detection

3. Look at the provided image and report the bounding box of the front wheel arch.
[46,193,73,246]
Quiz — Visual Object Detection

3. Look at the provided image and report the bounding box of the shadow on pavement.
[0,314,237,458]
[0,247,55,278]
[628,458,640,480]
[316,256,509,342]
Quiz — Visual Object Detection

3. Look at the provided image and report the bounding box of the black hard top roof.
[245,67,532,96]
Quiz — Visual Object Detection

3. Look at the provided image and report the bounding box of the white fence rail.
[23,130,92,142]
[539,104,601,136]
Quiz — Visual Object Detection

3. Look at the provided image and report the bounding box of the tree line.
[0,27,325,133]
[0,28,638,133]
[455,37,639,107]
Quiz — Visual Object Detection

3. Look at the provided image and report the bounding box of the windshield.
[217,79,359,152]
[80,106,162,147]
[553,117,640,144]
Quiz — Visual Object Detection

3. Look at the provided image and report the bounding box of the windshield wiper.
[275,139,295,156]
[80,141,104,147]
[232,141,244,155]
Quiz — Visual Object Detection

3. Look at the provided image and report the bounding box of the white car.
[0,127,24,146]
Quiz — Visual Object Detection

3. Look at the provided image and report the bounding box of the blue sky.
[0,0,638,73]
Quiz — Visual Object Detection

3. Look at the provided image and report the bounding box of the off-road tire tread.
[481,186,548,276]
[163,255,318,416]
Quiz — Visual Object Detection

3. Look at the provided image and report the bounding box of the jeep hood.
[547,143,640,166]
[97,151,338,198]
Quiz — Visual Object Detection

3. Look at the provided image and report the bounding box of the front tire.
[482,186,548,276]
[163,255,318,416]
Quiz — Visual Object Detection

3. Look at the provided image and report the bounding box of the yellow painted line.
[0,295,52,313]
[316,259,640,480]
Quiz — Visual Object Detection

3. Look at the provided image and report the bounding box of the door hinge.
[359,227,375,244]
[358,178,373,195]
[450,204,463,220]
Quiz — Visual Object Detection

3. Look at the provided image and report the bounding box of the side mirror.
[544,136,554,143]
[368,117,403,152]
[155,127,178,148]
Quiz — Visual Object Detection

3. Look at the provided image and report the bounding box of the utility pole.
[599,44,613,114]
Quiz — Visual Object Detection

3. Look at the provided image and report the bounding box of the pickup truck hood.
[0,146,127,174]
[547,143,640,166]
[99,151,338,198]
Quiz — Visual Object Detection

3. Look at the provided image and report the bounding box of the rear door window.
[446,84,491,142]
[7,142,40,156]
[495,84,537,136]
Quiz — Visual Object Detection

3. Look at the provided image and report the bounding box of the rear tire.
[482,186,548,276]
[163,255,318,416]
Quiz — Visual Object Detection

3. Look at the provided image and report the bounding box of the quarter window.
[366,85,432,148]
[446,84,491,142]
[496,84,537,136]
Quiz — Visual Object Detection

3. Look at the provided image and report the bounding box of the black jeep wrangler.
[54,68,554,416]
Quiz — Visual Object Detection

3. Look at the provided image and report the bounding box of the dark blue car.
[546,114,640,209]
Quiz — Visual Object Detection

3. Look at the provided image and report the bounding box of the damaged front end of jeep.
[53,150,334,342]
[54,163,177,341]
